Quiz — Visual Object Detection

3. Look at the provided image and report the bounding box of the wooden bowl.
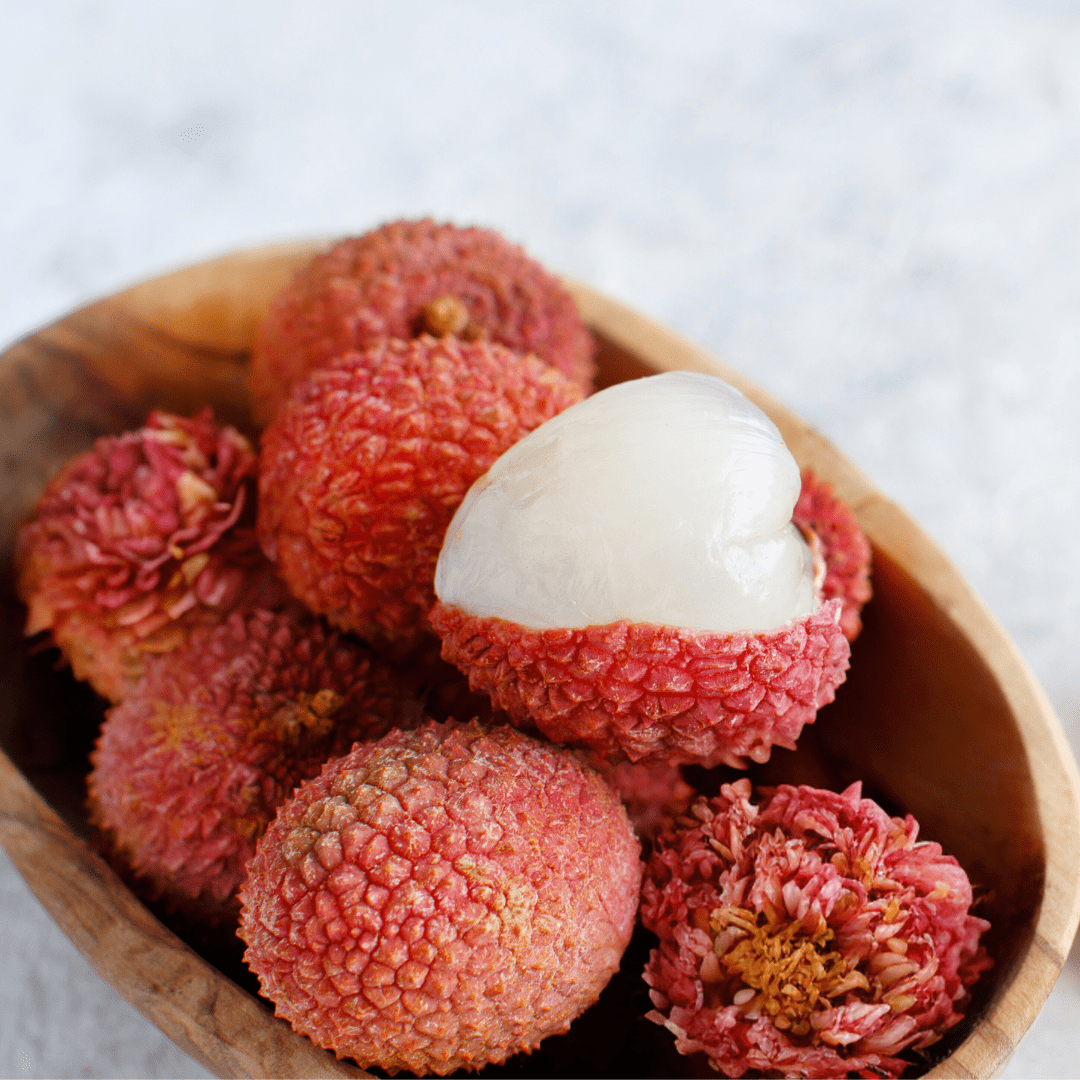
[1,242,1078,1079]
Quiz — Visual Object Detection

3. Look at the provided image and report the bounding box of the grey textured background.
[2,2,1078,1076]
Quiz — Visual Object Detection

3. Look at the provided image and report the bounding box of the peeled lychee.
[88,606,425,918]
[257,335,583,649]
[237,720,643,1076]
[16,409,283,702]
[250,219,596,423]
[431,372,853,768]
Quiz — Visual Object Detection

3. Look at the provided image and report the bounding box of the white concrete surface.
[2,2,1077,1076]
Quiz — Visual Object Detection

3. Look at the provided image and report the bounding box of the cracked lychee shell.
[793,469,873,642]
[237,720,643,1076]
[88,606,425,920]
[431,601,850,769]
[257,335,583,649]
[250,219,596,423]
[15,408,284,702]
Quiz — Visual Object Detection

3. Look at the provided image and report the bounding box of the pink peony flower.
[641,780,991,1078]
[16,409,285,701]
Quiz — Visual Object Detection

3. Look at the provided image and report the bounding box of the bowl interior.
[0,246,1064,1078]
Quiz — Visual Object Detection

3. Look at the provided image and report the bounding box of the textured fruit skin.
[250,219,596,423]
[88,607,424,918]
[430,600,851,769]
[257,337,583,649]
[15,408,283,701]
[641,780,991,1078]
[584,756,695,843]
[794,470,873,642]
[237,721,642,1076]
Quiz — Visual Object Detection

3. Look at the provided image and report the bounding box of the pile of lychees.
[16,219,988,1078]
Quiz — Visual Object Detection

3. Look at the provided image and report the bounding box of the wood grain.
[1,242,1077,1078]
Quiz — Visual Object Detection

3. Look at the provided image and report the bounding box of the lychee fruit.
[237,720,643,1076]
[640,779,991,1078]
[250,219,596,424]
[257,335,583,650]
[15,408,284,702]
[586,758,696,844]
[793,469,872,642]
[88,606,425,919]
[431,371,854,768]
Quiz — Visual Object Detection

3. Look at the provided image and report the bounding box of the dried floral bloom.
[641,780,991,1078]
[88,606,425,920]
[257,336,582,649]
[793,471,872,642]
[250,219,596,423]
[16,409,283,701]
[238,720,642,1075]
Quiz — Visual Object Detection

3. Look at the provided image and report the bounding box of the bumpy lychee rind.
[250,219,596,423]
[430,600,850,769]
[794,470,872,642]
[257,336,583,649]
[640,780,991,1078]
[16,408,283,701]
[88,607,424,918]
[237,721,642,1076]
[585,757,696,843]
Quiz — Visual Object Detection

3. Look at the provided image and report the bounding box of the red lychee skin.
[88,607,425,919]
[16,408,285,702]
[257,336,583,650]
[237,721,643,1076]
[586,758,696,843]
[429,600,851,769]
[794,470,873,642]
[250,219,596,424]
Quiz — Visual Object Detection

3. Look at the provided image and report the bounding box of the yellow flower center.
[711,905,856,1037]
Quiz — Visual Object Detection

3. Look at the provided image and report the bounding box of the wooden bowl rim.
[1,241,1078,1079]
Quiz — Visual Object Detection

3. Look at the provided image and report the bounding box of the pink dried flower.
[16,409,284,701]
[641,780,991,1079]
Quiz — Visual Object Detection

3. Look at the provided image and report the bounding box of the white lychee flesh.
[435,371,816,634]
